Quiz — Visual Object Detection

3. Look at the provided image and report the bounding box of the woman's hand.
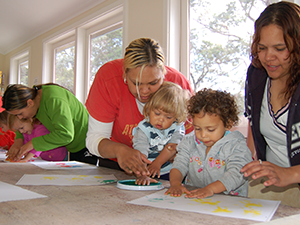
[241,160,300,187]
[116,147,151,176]
[15,140,34,161]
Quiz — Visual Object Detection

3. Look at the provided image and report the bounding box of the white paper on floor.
[16,174,117,186]
[128,189,281,222]
[0,181,47,203]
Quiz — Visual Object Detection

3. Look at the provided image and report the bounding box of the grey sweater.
[173,130,253,197]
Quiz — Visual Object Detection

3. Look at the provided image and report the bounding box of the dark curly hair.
[188,88,239,128]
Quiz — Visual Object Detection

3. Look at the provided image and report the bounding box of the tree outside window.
[19,60,28,86]
[190,0,271,111]
[189,0,272,135]
[54,43,75,92]
[89,27,123,87]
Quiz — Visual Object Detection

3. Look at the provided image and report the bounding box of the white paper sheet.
[128,189,281,222]
[30,161,98,169]
[0,181,47,203]
[16,174,117,186]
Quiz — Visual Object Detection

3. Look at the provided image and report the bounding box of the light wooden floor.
[1,162,300,225]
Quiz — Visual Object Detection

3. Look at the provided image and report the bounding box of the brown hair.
[188,88,239,128]
[251,1,300,99]
[0,110,9,125]
[2,83,68,111]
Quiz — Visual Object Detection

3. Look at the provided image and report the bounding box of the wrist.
[170,181,182,186]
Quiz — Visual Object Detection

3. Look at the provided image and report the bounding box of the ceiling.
[0,0,105,55]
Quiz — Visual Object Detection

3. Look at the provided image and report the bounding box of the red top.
[86,59,194,148]
[0,129,15,150]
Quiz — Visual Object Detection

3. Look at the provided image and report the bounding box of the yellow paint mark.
[240,200,262,208]
[93,176,103,179]
[68,177,84,181]
[77,175,88,178]
[43,176,58,180]
[191,199,220,205]
[244,208,261,216]
[212,206,233,213]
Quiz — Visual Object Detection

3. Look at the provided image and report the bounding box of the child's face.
[149,108,176,130]
[0,123,9,132]
[13,119,33,135]
[193,111,227,149]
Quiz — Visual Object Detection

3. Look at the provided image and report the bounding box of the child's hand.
[185,186,214,199]
[135,175,158,186]
[148,161,162,178]
[165,184,190,197]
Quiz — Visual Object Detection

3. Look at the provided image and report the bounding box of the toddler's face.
[149,108,176,130]
[193,111,227,150]
[13,119,33,135]
[0,123,9,132]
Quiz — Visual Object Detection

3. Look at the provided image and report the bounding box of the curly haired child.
[133,81,190,185]
[165,88,252,198]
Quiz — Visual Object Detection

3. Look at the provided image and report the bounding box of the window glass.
[19,60,28,86]
[54,43,75,92]
[189,0,269,135]
[89,27,123,86]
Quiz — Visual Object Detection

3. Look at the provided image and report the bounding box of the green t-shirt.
[15,85,88,153]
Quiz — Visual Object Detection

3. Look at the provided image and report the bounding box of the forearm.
[98,138,130,159]
[10,138,23,149]
[169,168,184,186]
[206,180,226,194]
[153,147,177,166]
[284,165,300,185]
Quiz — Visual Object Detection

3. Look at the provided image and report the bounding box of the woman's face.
[257,24,292,81]
[8,99,37,120]
[125,66,164,103]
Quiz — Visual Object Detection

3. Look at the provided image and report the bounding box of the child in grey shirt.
[165,88,252,198]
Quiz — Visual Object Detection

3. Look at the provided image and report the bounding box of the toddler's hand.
[135,175,158,186]
[165,184,190,197]
[148,161,161,178]
[185,187,214,199]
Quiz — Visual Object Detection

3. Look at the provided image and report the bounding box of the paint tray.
[117,179,164,191]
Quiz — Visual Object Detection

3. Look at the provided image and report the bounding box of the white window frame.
[9,47,30,84]
[42,0,123,103]
[164,0,189,78]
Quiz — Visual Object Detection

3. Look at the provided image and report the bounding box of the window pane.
[89,28,123,86]
[55,43,75,92]
[190,0,268,109]
[19,61,28,86]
